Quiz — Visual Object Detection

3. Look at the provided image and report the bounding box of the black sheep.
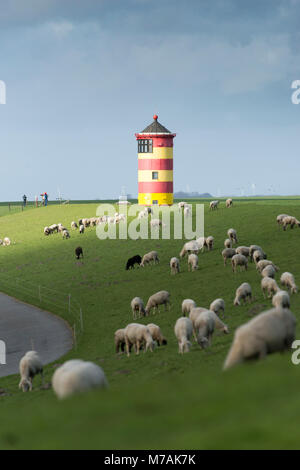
[126,255,142,270]
[75,246,83,259]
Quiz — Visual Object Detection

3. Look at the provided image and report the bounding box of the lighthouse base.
[138,193,173,206]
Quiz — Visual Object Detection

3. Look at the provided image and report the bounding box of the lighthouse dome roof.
[140,115,172,135]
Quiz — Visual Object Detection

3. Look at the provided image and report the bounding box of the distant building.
[135,115,176,206]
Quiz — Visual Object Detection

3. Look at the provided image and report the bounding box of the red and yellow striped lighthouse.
[135,115,176,206]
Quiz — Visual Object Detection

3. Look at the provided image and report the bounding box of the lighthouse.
[135,115,176,206]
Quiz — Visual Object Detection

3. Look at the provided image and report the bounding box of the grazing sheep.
[124,323,155,356]
[145,291,170,316]
[170,257,180,275]
[147,323,167,346]
[222,248,236,266]
[79,224,85,234]
[179,240,200,258]
[231,254,248,272]
[150,219,165,228]
[71,221,78,230]
[196,236,206,251]
[131,297,146,319]
[62,229,70,239]
[44,226,51,236]
[261,277,280,298]
[209,200,219,210]
[174,317,193,353]
[277,214,290,227]
[272,290,290,309]
[138,209,147,220]
[249,245,265,261]
[114,328,127,353]
[49,224,59,233]
[181,299,197,317]
[209,310,229,334]
[234,283,252,306]
[188,253,199,271]
[178,201,188,210]
[184,205,191,217]
[261,265,276,279]
[140,251,159,267]
[126,255,142,270]
[223,308,296,370]
[226,198,233,208]
[3,237,11,246]
[189,307,208,340]
[75,246,83,260]
[235,246,250,258]
[224,238,232,248]
[282,216,300,231]
[19,351,43,392]
[253,249,266,265]
[280,272,298,294]
[256,260,279,273]
[52,360,108,399]
[205,236,214,251]
[227,228,238,244]
[194,310,216,348]
[210,298,225,316]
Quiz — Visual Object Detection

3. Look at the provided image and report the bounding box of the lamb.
[124,323,155,356]
[52,359,108,399]
[209,200,219,210]
[231,254,248,272]
[62,229,70,239]
[256,260,279,273]
[174,317,193,353]
[234,282,252,306]
[140,251,159,267]
[147,323,167,346]
[272,290,290,309]
[223,308,296,370]
[126,255,142,270]
[114,328,127,353]
[182,299,196,316]
[280,272,298,294]
[131,297,146,319]
[209,298,225,316]
[261,277,280,298]
[145,291,170,316]
[227,228,238,244]
[188,253,199,271]
[261,265,276,279]
[226,198,233,208]
[282,216,300,231]
[170,257,180,275]
[179,240,200,258]
[224,238,232,249]
[205,236,214,251]
[222,248,236,266]
[235,246,250,258]
[71,221,78,230]
[75,246,83,259]
[79,224,85,234]
[19,351,43,392]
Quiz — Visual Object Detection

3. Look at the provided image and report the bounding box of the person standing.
[44,192,48,206]
[22,194,27,207]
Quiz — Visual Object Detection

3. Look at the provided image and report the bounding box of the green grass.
[0,198,300,449]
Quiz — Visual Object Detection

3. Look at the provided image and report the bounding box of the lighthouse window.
[152,171,159,180]
[138,139,153,153]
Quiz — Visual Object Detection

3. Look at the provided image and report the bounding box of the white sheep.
[227,228,238,244]
[114,328,127,353]
[194,310,216,348]
[223,308,296,370]
[226,198,233,208]
[280,272,298,294]
[209,298,225,316]
[182,299,196,316]
[79,224,85,234]
[62,229,70,239]
[282,216,300,231]
[256,260,279,273]
[224,238,232,248]
[253,249,266,265]
[131,297,146,319]
[184,205,191,217]
[205,236,214,251]
[179,240,200,258]
[145,291,171,315]
[277,214,290,227]
[140,251,159,267]
[19,351,43,392]
[261,277,280,298]
[261,265,276,279]
[150,219,165,228]
[170,257,180,275]
[178,201,188,210]
[189,307,208,340]
[71,221,78,230]
[188,253,199,271]
[249,245,264,261]
[234,283,252,306]
[147,323,167,346]
[209,200,219,210]
[44,226,51,236]
[235,246,250,258]
[231,254,248,272]
[52,359,108,399]
[272,290,290,309]
[174,317,193,353]
[124,323,155,356]
[3,237,11,246]
[222,248,236,266]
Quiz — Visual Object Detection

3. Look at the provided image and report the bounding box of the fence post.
[80,308,83,332]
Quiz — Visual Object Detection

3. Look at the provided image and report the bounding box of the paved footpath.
[0,292,73,377]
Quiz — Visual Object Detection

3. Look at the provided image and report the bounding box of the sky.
[0,0,300,201]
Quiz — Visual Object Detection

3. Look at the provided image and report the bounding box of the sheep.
[261,265,276,279]
[249,245,264,261]
[52,359,108,399]
[124,323,155,356]
[71,221,78,230]
[188,253,199,271]
[226,198,233,208]
[178,201,188,210]
[189,307,208,340]
[282,216,300,231]
[131,297,146,319]
[196,236,206,251]
[210,298,225,316]
[57,223,66,233]
[145,291,171,316]
[256,260,279,273]
[170,257,180,275]
[3,237,11,246]
[261,277,280,298]
[234,282,252,306]
[62,229,70,239]
[49,224,59,233]
[182,299,196,316]
[174,317,193,353]
[19,351,43,392]
[223,308,297,370]
[208,310,229,334]
[235,246,250,258]
[179,240,200,258]
[231,254,248,272]
[114,328,126,353]
[150,219,165,228]
[140,251,159,267]
[79,224,85,234]
[147,323,167,346]
[209,200,219,210]
[75,246,83,259]
[44,226,51,236]
[253,249,266,265]
[184,205,191,217]
[138,209,147,220]
[205,235,214,251]
[227,228,238,244]
[126,255,142,270]
[194,310,216,348]
[222,248,236,266]
[280,272,298,294]
[82,218,91,228]
[272,290,290,309]
[224,238,232,249]
[277,214,290,227]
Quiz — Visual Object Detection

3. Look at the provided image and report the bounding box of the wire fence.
[0,274,83,348]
